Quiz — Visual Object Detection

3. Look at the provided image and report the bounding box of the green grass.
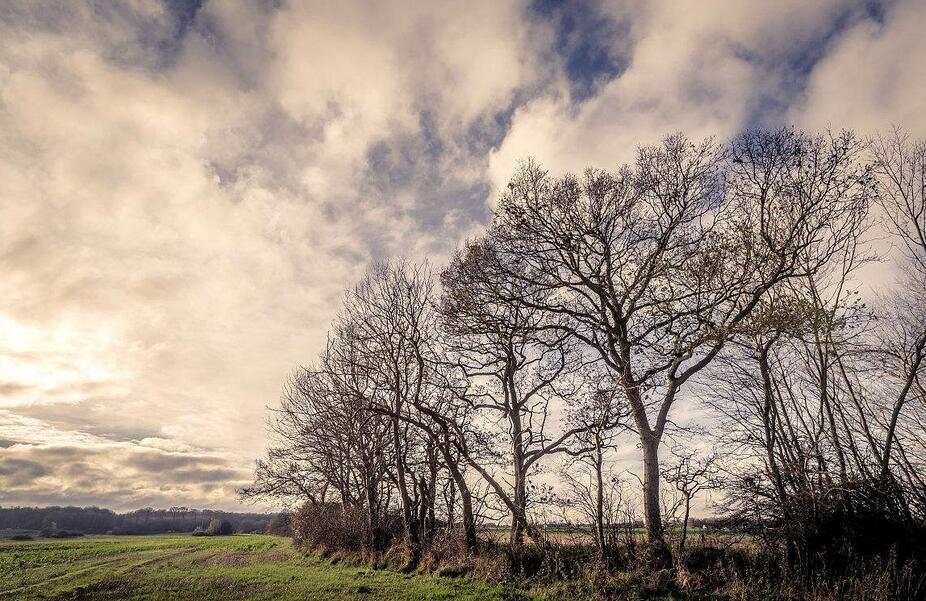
[0,534,530,601]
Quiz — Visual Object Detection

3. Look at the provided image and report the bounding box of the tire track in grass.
[50,545,260,600]
[0,543,207,598]
[0,554,134,598]
[53,545,232,600]
[1,537,196,580]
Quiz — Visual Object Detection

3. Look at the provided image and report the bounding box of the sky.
[1,0,925,513]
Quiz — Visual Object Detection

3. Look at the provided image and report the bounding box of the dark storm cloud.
[170,467,241,483]
[15,402,164,443]
[124,450,232,473]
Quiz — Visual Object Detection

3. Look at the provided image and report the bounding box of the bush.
[206,518,234,536]
[730,480,926,582]
[10,533,34,541]
[291,502,402,554]
[417,530,478,576]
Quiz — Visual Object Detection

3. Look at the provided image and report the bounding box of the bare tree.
[243,353,396,550]
[560,384,628,554]
[661,446,721,554]
[701,130,923,564]
[705,249,882,562]
[332,262,430,560]
[334,261,483,554]
[871,131,926,483]
[488,129,872,560]
[439,240,588,547]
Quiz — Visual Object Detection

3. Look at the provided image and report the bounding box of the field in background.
[0,534,513,601]
[481,526,749,548]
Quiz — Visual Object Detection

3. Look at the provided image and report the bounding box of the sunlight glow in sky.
[1,0,925,511]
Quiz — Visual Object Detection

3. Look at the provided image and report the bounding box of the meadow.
[0,534,524,601]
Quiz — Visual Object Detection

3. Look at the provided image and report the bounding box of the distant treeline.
[0,506,288,535]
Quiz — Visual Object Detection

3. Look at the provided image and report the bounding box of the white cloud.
[793,0,926,136]
[0,0,922,511]
[489,0,871,189]
[0,0,557,509]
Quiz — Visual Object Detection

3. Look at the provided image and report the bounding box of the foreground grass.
[0,534,532,601]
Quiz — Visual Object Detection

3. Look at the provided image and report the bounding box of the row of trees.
[245,128,926,569]
[0,506,280,535]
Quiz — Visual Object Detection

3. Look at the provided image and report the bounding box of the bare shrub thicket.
[244,128,926,598]
[707,131,926,580]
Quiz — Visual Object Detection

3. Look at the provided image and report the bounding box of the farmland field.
[0,534,520,601]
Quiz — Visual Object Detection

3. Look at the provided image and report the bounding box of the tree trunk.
[391,417,419,561]
[458,484,478,552]
[443,446,478,551]
[446,478,456,529]
[758,342,791,528]
[426,446,438,540]
[641,433,670,567]
[510,468,528,547]
[679,494,691,554]
[623,373,668,561]
[417,474,429,543]
[881,338,925,478]
[510,410,528,548]
[641,434,663,541]
[510,510,528,547]
[594,438,606,552]
[364,477,379,550]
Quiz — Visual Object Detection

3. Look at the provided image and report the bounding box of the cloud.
[0,457,51,486]
[488,0,880,187]
[793,0,926,135]
[0,0,561,509]
[0,434,251,511]
[0,0,922,511]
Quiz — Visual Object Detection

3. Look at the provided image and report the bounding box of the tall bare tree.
[440,240,588,546]
[488,129,872,559]
[561,384,628,554]
[242,352,395,550]
[334,262,483,554]
[332,262,432,559]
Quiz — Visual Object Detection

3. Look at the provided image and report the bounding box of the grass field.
[0,534,528,601]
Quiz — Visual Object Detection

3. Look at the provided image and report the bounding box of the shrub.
[418,530,477,576]
[290,502,402,554]
[206,518,234,536]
